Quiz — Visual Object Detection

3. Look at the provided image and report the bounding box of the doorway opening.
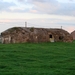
[49,34,54,42]
[49,35,52,38]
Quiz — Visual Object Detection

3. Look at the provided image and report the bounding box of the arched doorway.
[49,34,54,42]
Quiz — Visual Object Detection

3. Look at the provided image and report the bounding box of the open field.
[0,41,75,75]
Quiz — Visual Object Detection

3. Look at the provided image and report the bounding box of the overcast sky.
[0,0,75,33]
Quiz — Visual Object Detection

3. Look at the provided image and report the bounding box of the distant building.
[1,27,73,44]
[71,30,75,40]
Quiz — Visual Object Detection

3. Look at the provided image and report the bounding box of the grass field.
[0,41,75,75]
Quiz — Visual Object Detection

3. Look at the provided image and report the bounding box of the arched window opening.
[49,35,52,38]
[59,36,64,40]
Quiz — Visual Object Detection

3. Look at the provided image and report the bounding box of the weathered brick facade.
[1,27,73,44]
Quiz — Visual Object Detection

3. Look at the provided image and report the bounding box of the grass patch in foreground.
[0,41,75,75]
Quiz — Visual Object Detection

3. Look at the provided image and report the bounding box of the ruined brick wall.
[1,27,73,44]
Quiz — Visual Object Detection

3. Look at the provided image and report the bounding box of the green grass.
[0,41,75,75]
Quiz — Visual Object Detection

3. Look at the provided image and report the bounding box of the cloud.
[15,0,59,14]
[55,3,75,16]
[33,1,59,14]
[27,0,75,16]
[0,0,75,16]
[69,0,74,1]
[16,0,75,16]
[18,0,25,2]
[0,1,16,12]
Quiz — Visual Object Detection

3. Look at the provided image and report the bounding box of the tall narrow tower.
[25,22,27,27]
[61,26,62,29]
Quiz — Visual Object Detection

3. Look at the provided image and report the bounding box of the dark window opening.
[49,35,52,38]
[59,36,64,40]
[22,32,25,34]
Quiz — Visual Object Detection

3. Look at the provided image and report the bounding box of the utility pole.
[25,22,27,27]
